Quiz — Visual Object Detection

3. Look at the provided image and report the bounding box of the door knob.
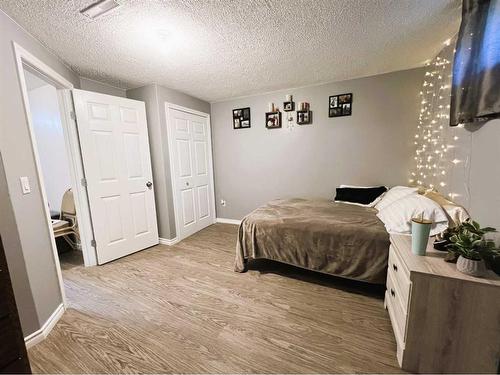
[186,182,190,186]
[146,181,153,189]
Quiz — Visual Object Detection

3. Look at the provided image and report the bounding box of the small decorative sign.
[329,93,352,117]
[233,107,251,129]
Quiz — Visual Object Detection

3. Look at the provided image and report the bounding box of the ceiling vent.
[80,0,120,19]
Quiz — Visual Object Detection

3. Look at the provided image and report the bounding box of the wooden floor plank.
[29,224,401,373]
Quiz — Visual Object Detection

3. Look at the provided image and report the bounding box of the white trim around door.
[13,42,98,308]
[165,103,216,242]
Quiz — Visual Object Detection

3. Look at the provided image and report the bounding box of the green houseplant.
[446,220,500,277]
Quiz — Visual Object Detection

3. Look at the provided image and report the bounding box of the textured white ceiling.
[0,0,461,102]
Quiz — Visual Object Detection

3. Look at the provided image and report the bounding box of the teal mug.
[411,218,433,256]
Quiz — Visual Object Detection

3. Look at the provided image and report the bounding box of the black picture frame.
[283,101,295,112]
[296,110,312,125]
[265,111,282,129]
[329,93,352,117]
[233,107,251,129]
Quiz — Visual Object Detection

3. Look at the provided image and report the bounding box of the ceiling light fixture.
[80,0,120,19]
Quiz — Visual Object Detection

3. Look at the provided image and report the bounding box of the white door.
[73,89,158,264]
[167,106,215,240]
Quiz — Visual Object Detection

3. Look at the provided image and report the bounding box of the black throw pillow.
[334,186,387,205]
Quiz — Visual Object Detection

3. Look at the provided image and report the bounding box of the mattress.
[234,198,390,284]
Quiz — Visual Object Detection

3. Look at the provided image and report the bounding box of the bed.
[234,198,391,284]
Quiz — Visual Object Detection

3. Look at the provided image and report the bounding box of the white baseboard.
[159,237,179,246]
[25,303,65,348]
[216,218,241,225]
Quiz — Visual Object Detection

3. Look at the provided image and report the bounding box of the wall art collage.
[232,92,352,129]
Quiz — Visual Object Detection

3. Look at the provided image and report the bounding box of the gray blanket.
[234,198,390,284]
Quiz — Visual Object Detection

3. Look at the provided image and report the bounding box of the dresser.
[0,236,31,374]
[385,235,500,373]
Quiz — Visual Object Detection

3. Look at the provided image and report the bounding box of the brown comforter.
[235,198,390,284]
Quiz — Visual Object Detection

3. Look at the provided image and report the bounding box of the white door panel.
[73,89,158,264]
[168,107,215,241]
[197,185,210,219]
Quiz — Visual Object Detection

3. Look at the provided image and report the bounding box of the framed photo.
[283,101,295,112]
[265,111,281,129]
[233,107,251,129]
[296,110,312,125]
[329,93,352,117]
[329,107,342,117]
[342,103,351,115]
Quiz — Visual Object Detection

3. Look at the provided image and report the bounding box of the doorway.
[15,43,159,273]
[23,68,85,271]
[14,43,97,306]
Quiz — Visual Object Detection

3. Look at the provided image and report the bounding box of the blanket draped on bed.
[234,198,390,284]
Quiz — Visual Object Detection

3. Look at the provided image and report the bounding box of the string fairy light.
[409,38,463,199]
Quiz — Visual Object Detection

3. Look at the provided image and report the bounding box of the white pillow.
[375,186,418,211]
[376,194,449,236]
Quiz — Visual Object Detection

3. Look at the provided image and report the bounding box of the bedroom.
[0,0,499,374]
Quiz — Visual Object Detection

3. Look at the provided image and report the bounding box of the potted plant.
[434,225,461,251]
[446,220,499,277]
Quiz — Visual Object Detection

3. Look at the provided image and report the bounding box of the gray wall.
[467,120,500,232]
[80,77,126,97]
[127,84,210,239]
[211,68,424,220]
[0,153,38,335]
[0,9,81,335]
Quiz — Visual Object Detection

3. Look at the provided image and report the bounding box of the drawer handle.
[390,288,395,297]
[393,264,398,272]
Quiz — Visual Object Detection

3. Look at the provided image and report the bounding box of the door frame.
[164,102,216,241]
[13,43,98,304]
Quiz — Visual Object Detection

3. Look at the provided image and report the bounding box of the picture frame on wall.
[265,111,281,129]
[283,101,295,112]
[329,93,352,117]
[233,107,251,129]
[296,110,312,125]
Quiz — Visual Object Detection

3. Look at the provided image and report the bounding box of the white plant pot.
[456,255,486,277]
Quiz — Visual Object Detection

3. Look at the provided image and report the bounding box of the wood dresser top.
[390,235,500,286]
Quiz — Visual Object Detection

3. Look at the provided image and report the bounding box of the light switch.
[20,176,31,194]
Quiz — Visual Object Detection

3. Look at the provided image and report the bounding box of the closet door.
[73,90,159,264]
[167,107,215,240]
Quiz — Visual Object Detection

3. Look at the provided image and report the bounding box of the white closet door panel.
[168,107,215,240]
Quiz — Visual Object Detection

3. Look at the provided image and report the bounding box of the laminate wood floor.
[29,224,402,374]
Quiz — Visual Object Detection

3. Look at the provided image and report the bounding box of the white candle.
[268,102,273,112]
[286,94,292,101]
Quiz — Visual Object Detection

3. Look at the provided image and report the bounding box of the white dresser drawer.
[386,270,408,345]
[388,245,411,311]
